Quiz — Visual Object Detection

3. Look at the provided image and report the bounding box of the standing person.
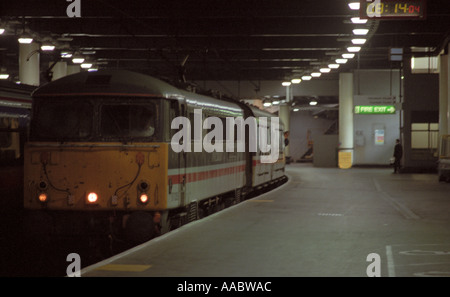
[393,139,403,173]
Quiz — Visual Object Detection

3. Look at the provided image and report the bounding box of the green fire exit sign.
[354,105,396,114]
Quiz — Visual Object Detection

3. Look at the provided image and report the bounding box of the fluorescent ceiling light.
[282,82,291,86]
[328,64,340,69]
[353,29,369,35]
[336,58,348,64]
[342,53,355,59]
[302,75,312,81]
[272,100,280,105]
[88,68,98,72]
[80,63,93,69]
[61,52,72,58]
[351,17,368,24]
[311,72,322,77]
[348,2,360,10]
[352,38,367,45]
[18,36,33,44]
[309,100,318,106]
[263,101,272,107]
[0,74,9,79]
[320,68,331,73]
[347,46,361,53]
[0,28,4,35]
[72,57,85,64]
[291,78,301,84]
[41,45,55,51]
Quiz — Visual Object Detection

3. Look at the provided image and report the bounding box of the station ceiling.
[1,0,450,85]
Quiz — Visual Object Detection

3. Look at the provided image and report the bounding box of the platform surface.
[81,163,450,277]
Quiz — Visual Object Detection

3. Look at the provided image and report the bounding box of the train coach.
[23,69,287,246]
[0,81,34,166]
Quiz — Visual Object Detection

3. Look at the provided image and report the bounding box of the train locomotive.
[23,69,287,246]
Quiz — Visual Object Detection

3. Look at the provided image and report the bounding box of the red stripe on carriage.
[168,164,246,185]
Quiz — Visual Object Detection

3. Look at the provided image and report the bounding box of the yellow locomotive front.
[24,141,168,211]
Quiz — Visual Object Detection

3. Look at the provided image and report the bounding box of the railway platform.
[80,163,450,278]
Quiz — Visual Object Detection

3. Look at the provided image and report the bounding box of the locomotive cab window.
[30,98,93,141]
[101,103,158,140]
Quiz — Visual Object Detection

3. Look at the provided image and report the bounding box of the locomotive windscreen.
[30,97,160,142]
[30,98,93,141]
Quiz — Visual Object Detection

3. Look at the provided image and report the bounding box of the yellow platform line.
[95,264,152,272]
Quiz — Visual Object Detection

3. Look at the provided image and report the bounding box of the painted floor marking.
[386,245,396,277]
[317,213,343,217]
[373,178,420,220]
[248,200,274,203]
[95,264,152,272]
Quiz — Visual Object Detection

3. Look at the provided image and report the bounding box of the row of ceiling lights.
[278,1,370,94]
[0,19,98,81]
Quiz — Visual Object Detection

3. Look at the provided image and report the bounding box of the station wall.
[352,69,401,166]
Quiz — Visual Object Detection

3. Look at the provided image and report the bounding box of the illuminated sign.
[354,105,396,114]
[360,0,426,20]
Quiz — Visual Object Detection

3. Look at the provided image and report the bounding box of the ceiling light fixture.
[342,53,355,59]
[320,68,331,73]
[328,64,340,69]
[353,29,369,36]
[282,82,291,87]
[72,52,85,64]
[309,100,318,106]
[311,72,322,77]
[18,33,33,44]
[336,58,348,64]
[347,46,362,53]
[291,78,301,84]
[41,44,55,51]
[352,38,367,45]
[263,100,272,107]
[302,75,312,81]
[80,63,93,69]
[0,28,4,35]
[61,52,73,58]
[0,74,9,80]
[351,17,368,24]
[348,2,360,10]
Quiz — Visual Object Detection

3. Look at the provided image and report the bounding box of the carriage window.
[101,104,157,138]
[31,99,93,140]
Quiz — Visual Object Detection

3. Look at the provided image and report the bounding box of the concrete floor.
[81,163,450,277]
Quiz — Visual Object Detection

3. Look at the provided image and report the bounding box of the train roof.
[32,69,182,99]
[32,69,246,116]
[31,69,281,120]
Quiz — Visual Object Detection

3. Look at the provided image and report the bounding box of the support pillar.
[439,53,448,140]
[338,72,354,169]
[51,61,67,81]
[67,65,80,75]
[19,43,40,86]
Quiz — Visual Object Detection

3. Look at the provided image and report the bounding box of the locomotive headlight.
[86,192,99,204]
[139,193,149,204]
[137,181,150,205]
[38,193,48,203]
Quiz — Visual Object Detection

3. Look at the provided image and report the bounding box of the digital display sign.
[360,0,426,20]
